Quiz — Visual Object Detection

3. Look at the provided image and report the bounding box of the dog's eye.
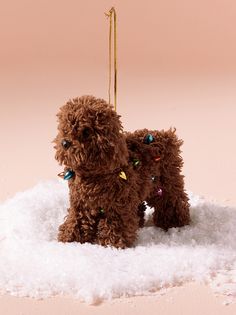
[82,127,91,139]
[61,139,71,149]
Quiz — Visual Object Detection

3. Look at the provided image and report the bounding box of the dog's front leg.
[57,206,81,243]
[96,208,139,249]
[96,217,127,249]
[58,202,99,244]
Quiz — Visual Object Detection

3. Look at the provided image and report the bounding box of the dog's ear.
[95,107,123,133]
[95,108,129,169]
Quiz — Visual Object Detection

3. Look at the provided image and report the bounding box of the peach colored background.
[1,0,236,314]
[1,0,236,204]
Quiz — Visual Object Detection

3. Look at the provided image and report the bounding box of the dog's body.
[54,95,190,248]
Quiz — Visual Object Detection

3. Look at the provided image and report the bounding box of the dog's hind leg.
[146,129,190,230]
[137,202,146,227]
[147,188,190,230]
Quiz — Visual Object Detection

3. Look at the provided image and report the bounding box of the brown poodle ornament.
[54,95,190,249]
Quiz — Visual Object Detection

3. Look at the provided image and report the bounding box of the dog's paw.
[57,223,79,243]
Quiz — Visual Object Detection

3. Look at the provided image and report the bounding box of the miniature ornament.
[144,134,154,144]
[99,208,105,214]
[133,158,140,166]
[64,170,75,180]
[154,156,161,162]
[58,170,75,180]
[151,176,155,181]
[156,188,163,196]
[119,171,127,180]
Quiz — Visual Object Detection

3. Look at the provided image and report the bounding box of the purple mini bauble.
[156,188,163,196]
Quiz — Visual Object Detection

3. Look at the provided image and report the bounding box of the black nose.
[61,139,71,149]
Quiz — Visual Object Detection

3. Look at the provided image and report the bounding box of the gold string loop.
[105,7,117,111]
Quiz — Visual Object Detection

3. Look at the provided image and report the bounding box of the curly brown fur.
[53,95,190,249]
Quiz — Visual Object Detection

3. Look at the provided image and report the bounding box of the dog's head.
[54,95,129,173]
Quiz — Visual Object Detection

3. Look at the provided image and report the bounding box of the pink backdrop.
[0,0,236,205]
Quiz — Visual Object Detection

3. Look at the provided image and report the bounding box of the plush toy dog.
[54,95,190,248]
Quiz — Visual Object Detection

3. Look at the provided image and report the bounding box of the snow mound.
[0,180,235,304]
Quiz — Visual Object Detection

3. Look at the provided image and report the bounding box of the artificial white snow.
[0,180,236,304]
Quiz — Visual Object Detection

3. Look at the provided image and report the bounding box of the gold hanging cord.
[105,7,117,111]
